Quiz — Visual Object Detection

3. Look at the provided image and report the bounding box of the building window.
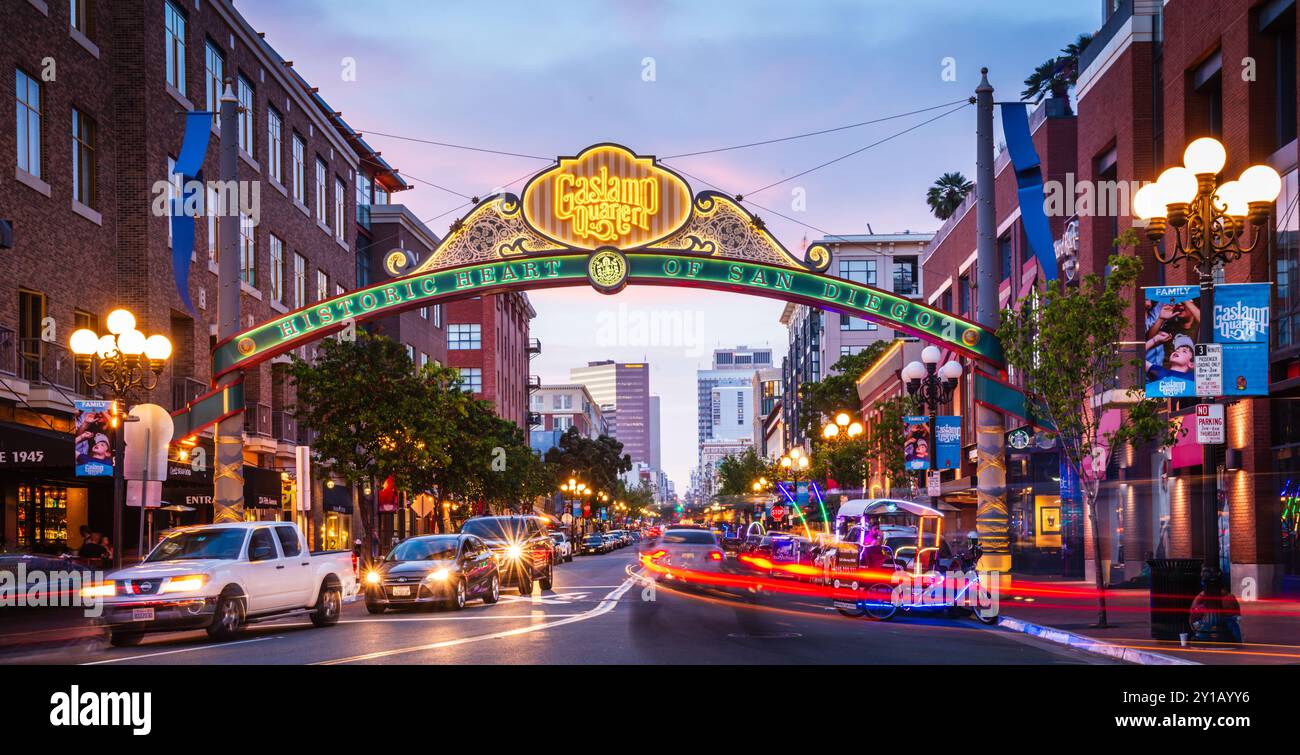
[239,212,255,287]
[892,257,918,295]
[315,158,327,224]
[164,2,186,96]
[206,183,221,264]
[419,306,428,320]
[291,134,305,202]
[840,313,876,331]
[293,252,306,308]
[449,323,481,350]
[839,259,877,285]
[355,173,371,229]
[237,75,254,153]
[419,352,429,369]
[334,177,346,240]
[433,304,442,327]
[166,155,178,246]
[959,273,971,316]
[1274,170,1299,350]
[18,289,46,382]
[840,345,868,357]
[266,107,283,184]
[1268,6,1298,150]
[269,234,284,303]
[70,0,92,37]
[374,185,389,205]
[16,69,41,178]
[316,270,328,302]
[553,415,573,432]
[356,243,371,288]
[456,367,482,393]
[71,109,96,208]
[998,233,1013,282]
[204,41,224,129]
[554,394,573,410]
[941,289,952,314]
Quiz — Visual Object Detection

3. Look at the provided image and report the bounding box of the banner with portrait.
[934,416,962,470]
[1142,283,1269,398]
[903,415,930,471]
[73,399,115,477]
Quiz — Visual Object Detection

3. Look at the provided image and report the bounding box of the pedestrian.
[77,527,107,563]
[1188,568,1242,643]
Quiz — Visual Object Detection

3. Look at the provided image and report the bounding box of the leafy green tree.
[863,395,914,494]
[998,237,1176,627]
[288,334,457,552]
[543,427,633,499]
[1021,33,1093,103]
[925,172,974,221]
[798,342,892,440]
[716,446,777,497]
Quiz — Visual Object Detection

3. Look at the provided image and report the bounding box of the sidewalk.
[996,577,1300,665]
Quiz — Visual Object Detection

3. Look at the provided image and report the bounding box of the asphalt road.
[15,550,1117,665]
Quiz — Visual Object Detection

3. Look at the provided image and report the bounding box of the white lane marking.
[314,575,639,665]
[81,634,278,666]
[339,613,582,623]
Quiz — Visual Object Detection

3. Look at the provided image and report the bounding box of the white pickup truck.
[88,521,358,647]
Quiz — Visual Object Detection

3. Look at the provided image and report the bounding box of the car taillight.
[709,550,724,562]
[351,553,358,576]
[647,550,667,560]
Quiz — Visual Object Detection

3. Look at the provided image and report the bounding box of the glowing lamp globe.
[903,361,927,382]
[939,360,964,380]
[921,345,942,364]
[144,334,173,361]
[823,423,840,439]
[1212,180,1248,218]
[1156,167,1198,206]
[117,329,146,356]
[1239,164,1283,203]
[1132,183,1167,220]
[69,328,99,356]
[835,412,851,427]
[1182,137,1226,176]
[105,309,136,336]
[96,334,118,359]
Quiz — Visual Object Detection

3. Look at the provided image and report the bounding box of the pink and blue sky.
[244,0,1099,492]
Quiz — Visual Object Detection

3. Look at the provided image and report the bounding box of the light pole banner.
[1142,283,1270,398]
[934,416,962,470]
[73,400,115,477]
[903,415,930,471]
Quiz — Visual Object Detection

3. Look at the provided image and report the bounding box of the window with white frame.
[553,416,573,432]
[456,368,482,393]
[164,2,186,96]
[553,394,573,410]
[239,212,255,287]
[839,259,876,285]
[334,176,345,239]
[269,234,284,303]
[316,270,328,302]
[419,306,428,320]
[291,134,305,202]
[237,75,254,153]
[71,109,96,208]
[315,158,327,224]
[433,304,442,327]
[16,69,41,178]
[448,323,481,350]
[293,252,306,308]
[206,183,221,264]
[204,41,223,128]
[266,107,282,183]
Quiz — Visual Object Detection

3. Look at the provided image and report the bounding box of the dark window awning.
[0,421,70,469]
[323,484,353,514]
[160,465,282,509]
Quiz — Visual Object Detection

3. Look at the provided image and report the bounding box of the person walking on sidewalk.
[1188,568,1242,644]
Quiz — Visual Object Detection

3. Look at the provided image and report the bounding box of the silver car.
[644,528,726,580]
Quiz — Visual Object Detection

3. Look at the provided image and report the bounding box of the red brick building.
[445,293,537,429]
[0,0,449,555]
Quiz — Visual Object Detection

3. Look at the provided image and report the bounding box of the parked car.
[580,533,607,554]
[364,534,500,613]
[460,516,555,594]
[88,522,358,647]
[550,532,574,563]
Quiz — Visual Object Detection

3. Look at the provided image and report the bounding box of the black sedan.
[364,534,500,613]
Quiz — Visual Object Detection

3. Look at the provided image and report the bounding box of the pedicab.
[828,498,995,623]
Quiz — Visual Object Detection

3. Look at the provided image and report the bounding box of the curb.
[997,616,1199,665]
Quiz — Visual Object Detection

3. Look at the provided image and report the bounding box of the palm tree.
[1022,33,1093,103]
[926,172,974,221]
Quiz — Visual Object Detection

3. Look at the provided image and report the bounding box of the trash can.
[1146,559,1202,640]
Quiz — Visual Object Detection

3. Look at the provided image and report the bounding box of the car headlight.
[160,574,208,594]
[365,570,382,585]
[428,569,450,581]
[505,545,523,559]
[80,581,115,599]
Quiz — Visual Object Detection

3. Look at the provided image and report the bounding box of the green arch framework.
[174,190,1008,438]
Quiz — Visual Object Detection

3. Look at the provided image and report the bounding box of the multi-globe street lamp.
[821,411,863,441]
[776,447,810,527]
[68,309,173,568]
[903,345,963,509]
[1133,136,1281,577]
[559,477,591,534]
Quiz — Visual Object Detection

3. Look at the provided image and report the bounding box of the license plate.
[130,607,155,622]
[681,552,694,560]
[390,586,411,597]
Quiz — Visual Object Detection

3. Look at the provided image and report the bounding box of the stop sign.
[771,505,786,521]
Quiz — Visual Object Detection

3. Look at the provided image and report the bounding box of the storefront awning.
[160,465,282,509]
[322,484,353,514]
[0,421,70,469]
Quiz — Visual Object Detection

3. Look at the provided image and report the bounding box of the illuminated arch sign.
[184,143,1006,437]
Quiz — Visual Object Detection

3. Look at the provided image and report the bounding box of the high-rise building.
[569,361,651,465]
[697,346,771,445]
[648,395,662,472]
[446,293,536,428]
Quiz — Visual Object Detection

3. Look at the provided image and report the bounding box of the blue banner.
[1059,459,1080,502]
[934,415,961,470]
[170,111,213,314]
[1000,102,1059,281]
[903,415,930,471]
[74,400,115,477]
[1142,283,1270,398]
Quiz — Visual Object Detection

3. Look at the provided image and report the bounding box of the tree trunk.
[1085,486,1109,627]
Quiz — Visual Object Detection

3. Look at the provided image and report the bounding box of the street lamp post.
[1134,137,1280,578]
[821,411,865,494]
[69,309,173,569]
[903,345,963,511]
[777,447,810,528]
